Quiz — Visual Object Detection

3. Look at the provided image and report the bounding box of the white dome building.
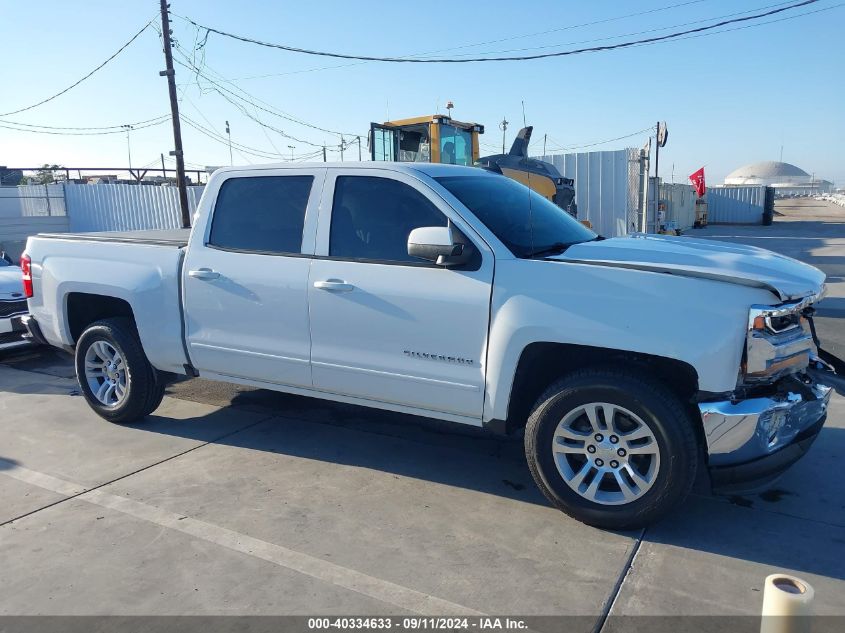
[724,161,832,195]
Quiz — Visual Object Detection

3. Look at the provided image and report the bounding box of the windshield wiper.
[524,235,604,259]
[524,242,573,259]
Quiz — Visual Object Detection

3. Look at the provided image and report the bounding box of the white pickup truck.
[21,163,838,528]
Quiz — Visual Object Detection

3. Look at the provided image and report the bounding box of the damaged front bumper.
[699,372,833,493]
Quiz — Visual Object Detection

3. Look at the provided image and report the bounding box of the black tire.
[74,317,164,424]
[525,367,699,530]
[142,370,167,417]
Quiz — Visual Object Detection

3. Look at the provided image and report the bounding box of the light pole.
[288,145,295,162]
[225,120,232,166]
[122,124,134,180]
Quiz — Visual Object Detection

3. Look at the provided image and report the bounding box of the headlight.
[743,294,822,384]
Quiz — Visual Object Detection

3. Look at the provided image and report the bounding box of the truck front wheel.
[75,318,165,424]
[525,367,698,529]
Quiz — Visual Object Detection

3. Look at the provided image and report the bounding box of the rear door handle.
[313,279,354,292]
[188,268,220,280]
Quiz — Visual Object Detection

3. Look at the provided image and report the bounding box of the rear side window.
[209,175,313,254]
[330,176,446,263]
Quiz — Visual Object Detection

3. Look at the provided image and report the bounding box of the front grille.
[0,299,27,318]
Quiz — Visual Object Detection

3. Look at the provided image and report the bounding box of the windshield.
[0,259,10,267]
[435,174,596,257]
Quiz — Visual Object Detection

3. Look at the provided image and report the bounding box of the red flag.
[689,167,706,198]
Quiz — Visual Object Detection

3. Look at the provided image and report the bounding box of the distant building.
[724,161,833,196]
[86,175,120,184]
[0,167,23,186]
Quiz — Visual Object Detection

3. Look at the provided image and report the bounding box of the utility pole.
[499,117,508,154]
[225,120,232,166]
[652,121,669,233]
[653,121,660,233]
[340,135,345,162]
[543,133,547,158]
[159,0,191,228]
[288,145,295,161]
[357,136,362,161]
[160,153,166,180]
[322,145,327,162]
[122,124,134,180]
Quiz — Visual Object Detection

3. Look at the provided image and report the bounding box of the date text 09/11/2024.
[307,617,528,630]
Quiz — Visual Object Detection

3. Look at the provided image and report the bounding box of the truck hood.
[553,234,825,302]
[0,266,25,300]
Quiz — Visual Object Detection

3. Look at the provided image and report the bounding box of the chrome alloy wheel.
[84,340,127,407]
[552,402,660,505]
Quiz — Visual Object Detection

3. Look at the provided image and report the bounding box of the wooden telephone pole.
[159,0,191,228]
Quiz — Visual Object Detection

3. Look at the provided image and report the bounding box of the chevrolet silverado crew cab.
[21,163,838,529]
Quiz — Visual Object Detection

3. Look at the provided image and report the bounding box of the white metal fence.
[0,184,66,217]
[65,184,204,232]
[0,183,205,260]
[707,186,768,224]
[538,148,643,237]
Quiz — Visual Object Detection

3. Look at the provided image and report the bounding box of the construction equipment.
[369,115,577,217]
[475,126,576,217]
[371,115,482,165]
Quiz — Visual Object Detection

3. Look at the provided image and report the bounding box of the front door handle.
[313,279,354,292]
[188,268,220,280]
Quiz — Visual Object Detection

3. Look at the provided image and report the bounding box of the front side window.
[209,175,313,254]
[372,127,396,161]
[436,174,596,258]
[439,125,472,166]
[330,176,447,264]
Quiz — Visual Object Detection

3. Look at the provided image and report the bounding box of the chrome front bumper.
[699,377,832,473]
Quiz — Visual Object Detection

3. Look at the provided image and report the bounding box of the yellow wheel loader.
[369,115,577,217]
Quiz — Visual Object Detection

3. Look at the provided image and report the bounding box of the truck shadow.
[146,381,845,583]
[157,380,545,506]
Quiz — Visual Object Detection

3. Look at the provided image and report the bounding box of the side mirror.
[407,226,470,267]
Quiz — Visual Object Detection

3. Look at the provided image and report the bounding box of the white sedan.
[0,258,29,351]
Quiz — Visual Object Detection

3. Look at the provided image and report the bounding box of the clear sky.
[1,0,843,185]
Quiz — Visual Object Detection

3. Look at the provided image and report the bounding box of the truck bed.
[25,228,190,374]
[36,228,190,247]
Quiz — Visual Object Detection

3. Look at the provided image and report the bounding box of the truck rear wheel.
[75,318,165,424]
[525,367,698,529]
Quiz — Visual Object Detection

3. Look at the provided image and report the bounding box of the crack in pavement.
[594,528,646,633]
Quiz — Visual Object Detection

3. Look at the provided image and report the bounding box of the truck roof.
[209,162,485,179]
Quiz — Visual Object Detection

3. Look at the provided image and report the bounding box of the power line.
[544,126,655,152]
[180,114,285,160]
[624,1,842,47]
[173,0,709,82]
[180,94,262,164]
[0,114,169,131]
[180,112,341,160]
[420,0,711,53]
[0,19,155,116]
[174,55,354,149]
[0,117,170,136]
[179,0,819,63]
[172,42,362,139]
[413,0,802,58]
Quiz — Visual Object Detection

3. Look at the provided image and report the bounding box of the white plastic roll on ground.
[761,574,814,633]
